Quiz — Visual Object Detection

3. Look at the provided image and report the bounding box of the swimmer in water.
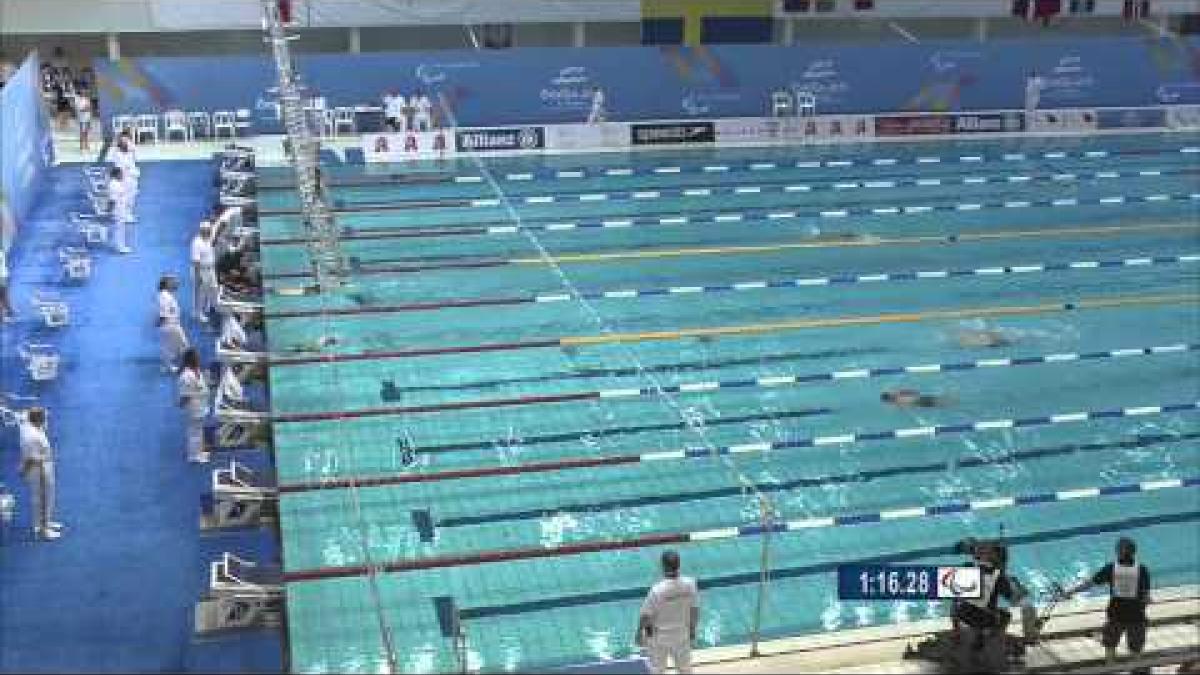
[881,389,945,408]
[956,328,1012,348]
[285,335,339,353]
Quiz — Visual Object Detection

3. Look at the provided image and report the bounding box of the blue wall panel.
[94,37,1200,128]
[0,52,54,248]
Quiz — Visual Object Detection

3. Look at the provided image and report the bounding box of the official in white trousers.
[19,407,62,540]
[191,222,219,323]
[637,550,700,674]
[177,348,210,463]
[158,275,189,372]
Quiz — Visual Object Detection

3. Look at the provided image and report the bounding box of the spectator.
[383,90,408,133]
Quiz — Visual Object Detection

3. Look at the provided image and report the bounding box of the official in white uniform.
[109,135,140,199]
[637,550,699,674]
[191,222,218,323]
[177,348,210,463]
[1025,70,1044,114]
[19,407,62,540]
[108,167,133,254]
[1065,538,1151,663]
[219,310,250,351]
[384,91,408,133]
[0,246,13,322]
[413,92,433,131]
[75,91,93,152]
[587,86,607,124]
[158,275,189,373]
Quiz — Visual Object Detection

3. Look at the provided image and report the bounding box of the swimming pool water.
[260,132,1200,674]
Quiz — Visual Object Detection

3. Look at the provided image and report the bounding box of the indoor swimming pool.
[257,132,1200,673]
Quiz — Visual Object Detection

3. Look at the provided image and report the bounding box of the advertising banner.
[543,123,631,151]
[874,114,955,136]
[455,126,545,153]
[1027,108,1098,132]
[715,115,873,144]
[630,121,716,145]
[950,112,1024,133]
[362,130,455,162]
[1166,105,1200,129]
[1095,107,1168,129]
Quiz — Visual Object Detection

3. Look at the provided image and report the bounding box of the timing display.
[837,564,982,600]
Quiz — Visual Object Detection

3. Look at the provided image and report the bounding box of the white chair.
[235,109,253,136]
[59,247,92,281]
[111,114,136,138]
[188,111,213,139]
[31,291,69,328]
[795,90,817,117]
[321,109,337,138]
[333,107,356,135]
[19,344,61,382]
[213,111,237,139]
[771,89,795,117]
[135,113,160,144]
[164,110,190,142]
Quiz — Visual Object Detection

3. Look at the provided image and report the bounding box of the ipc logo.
[937,566,982,598]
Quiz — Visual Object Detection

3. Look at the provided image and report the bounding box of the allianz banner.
[630,122,716,145]
[875,112,1023,136]
[455,127,545,153]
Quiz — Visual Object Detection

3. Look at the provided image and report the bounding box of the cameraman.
[1064,538,1150,669]
[951,540,1030,670]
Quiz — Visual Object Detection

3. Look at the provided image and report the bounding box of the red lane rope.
[277,454,639,493]
[282,531,688,582]
[274,390,599,423]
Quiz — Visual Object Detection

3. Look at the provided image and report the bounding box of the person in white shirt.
[177,348,210,463]
[384,90,408,133]
[219,310,250,351]
[74,91,93,152]
[158,275,189,373]
[108,167,133,254]
[0,246,13,322]
[19,407,62,540]
[587,86,607,124]
[637,550,700,674]
[413,91,433,131]
[191,222,218,324]
[109,134,140,199]
[1025,70,1045,114]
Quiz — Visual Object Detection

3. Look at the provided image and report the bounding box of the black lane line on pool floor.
[451,510,1200,622]
[430,432,1200,530]
[375,346,886,400]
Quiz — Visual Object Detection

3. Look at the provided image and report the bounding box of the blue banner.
[0,52,54,248]
[94,37,1200,128]
[1096,107,1169,129]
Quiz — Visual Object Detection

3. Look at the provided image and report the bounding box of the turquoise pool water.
[260,132,1200,674]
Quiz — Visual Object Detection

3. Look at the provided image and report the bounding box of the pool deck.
[690,584,1199,674]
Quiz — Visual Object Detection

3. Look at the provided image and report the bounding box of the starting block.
[200,460,277,531]
[60,247,92,281]
[71,213,109,245]
[215,408,271,449]
[194,552,283,637]
[0,484,14,526]
[19,343,61,382]
[32,291,69,328]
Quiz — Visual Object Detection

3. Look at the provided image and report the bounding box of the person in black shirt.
[1065,537,1150,665]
